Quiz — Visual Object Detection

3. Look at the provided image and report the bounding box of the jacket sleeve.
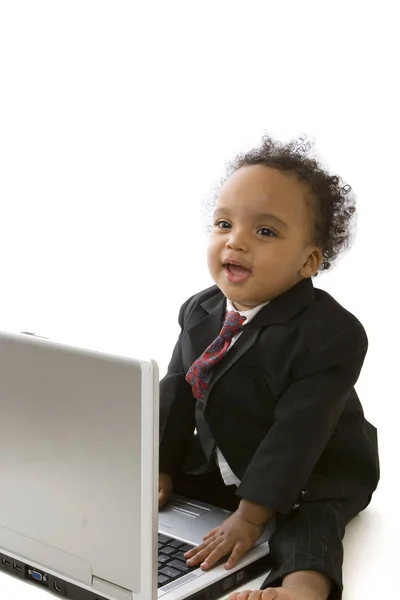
[159,296,197,476]
[237,322,368,515]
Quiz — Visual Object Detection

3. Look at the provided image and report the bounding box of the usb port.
[1,558,11,568]
[13,563,22,572]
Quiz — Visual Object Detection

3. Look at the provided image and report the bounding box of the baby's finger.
[224,541,246,569]
[158,489,168,508]
[184,534,219,559]
[199,539,231,570]
[186,538,221,567]
[184,539,209,559]
[203,527,219,540]
[230,592,275,600]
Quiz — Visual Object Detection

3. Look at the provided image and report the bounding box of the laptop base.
[1,549,109,600]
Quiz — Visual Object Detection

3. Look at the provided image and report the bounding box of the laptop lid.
[0,330,159,600]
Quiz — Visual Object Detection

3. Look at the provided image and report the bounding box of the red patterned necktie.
[185,311,246,401]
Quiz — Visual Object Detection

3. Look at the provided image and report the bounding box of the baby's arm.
[237,320,368,515]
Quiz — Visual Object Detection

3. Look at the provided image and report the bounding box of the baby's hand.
[184,511,263,570]
[158,473,173,508]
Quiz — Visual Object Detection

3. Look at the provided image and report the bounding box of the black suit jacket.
[159,278,379,515]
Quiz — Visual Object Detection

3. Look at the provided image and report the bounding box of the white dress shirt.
[215,297,269,486]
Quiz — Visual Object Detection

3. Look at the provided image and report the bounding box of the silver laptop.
[0,330,271,600]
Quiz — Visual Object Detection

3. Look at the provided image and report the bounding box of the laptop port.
[13,563,22,572]
[53,580,66,593]
[1,557,11,568]
[27,566,48,586]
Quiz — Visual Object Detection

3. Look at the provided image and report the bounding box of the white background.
[0,1,398,598]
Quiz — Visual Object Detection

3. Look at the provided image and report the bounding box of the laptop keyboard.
[158,533,197,588]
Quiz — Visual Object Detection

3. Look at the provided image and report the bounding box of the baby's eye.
[215,220,231,229]
[258,227,276,237]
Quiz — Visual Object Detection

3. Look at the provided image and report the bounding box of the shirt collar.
[226,297,270,326]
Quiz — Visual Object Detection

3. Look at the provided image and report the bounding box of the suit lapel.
[204,327,260,403]
[185,295,226,364]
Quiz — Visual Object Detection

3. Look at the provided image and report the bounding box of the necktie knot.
[219,311,246,341]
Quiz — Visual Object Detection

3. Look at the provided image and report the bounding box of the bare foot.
[228,586,323,600]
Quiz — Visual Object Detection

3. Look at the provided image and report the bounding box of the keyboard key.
[172,550,187,561]
[158,574,169,586]
[180,543,195,552]
[158,554,169,564]
[159,546,175,555]
[168,538,186,548]
[168,559,190,572]
[160,566,181,579]
[158,533,172,544]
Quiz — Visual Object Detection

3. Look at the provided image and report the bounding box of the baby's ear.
[300,247,323,278]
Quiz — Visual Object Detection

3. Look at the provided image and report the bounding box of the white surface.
[0,0,397,598]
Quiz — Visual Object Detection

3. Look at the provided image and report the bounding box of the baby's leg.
[259,500,344,599]
[232,496,368,600]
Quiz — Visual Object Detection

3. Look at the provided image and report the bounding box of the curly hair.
[204,134,357,275]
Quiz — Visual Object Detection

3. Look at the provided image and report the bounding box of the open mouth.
[223,263,252,283]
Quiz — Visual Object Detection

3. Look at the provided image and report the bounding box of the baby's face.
[207,165,322,310]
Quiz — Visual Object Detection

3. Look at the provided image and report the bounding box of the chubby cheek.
[207,240,221,276]
[254,254,293,285]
